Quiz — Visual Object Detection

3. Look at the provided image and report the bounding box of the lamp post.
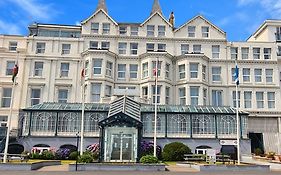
[76,131,80,171]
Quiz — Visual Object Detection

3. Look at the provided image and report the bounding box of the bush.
[30,152,41,159]
[140,141,162,159]
[162,142,191,161]
[254,148,263,156]
[42,150,55,160]
[69,151,79,160]
[140,155,158,164]
[55,148,71,160]
[78,152,94,163]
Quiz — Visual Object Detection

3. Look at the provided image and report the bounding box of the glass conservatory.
[19,96,248,162]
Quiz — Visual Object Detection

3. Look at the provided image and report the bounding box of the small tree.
[162,142,191,161]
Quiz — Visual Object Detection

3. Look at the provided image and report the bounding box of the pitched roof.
[81,9,118,26]
[175,15,226,35]
[141,11,173,28]
[151,0,162,15]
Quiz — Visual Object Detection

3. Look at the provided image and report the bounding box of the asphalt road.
[0,171,280,175]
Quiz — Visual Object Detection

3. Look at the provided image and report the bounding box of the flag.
[234,65,239,86]
[81,68,85,84]
[12,63,19,83]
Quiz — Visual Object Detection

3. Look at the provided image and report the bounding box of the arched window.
[167,114,190,137]
[142,114,165,137]
[84,113,106,135]
[30,112,56,135]
[57,112,80,135]
[192,115,215,135]
[217,115,236,135]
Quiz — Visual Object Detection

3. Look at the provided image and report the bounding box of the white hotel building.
[0,0,281,162]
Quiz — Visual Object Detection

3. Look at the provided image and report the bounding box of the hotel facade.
[0,0,281,162]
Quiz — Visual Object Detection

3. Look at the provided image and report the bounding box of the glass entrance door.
[105,127,137,162]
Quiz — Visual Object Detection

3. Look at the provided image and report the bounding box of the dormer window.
[119,26,127,35]
[102,23,110,34]
[202,26,209,38]
[188,26,195,37]
[147,25,155,37]
[158,25,166,37]
[9,42,17,51]
[91,23,99,34]
[131,26,138,36]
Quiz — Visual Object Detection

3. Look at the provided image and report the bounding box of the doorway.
[249,132,264,154]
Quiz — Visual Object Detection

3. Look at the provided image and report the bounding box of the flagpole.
[153,58,158,157]
[80,66,86,156]
[235,60,241,165]
[3,52,19,163]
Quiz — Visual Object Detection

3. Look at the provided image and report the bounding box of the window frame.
[60,62,70,78]
[34,61,44,77]
[179,64,186,80]
[201,26,209,38]
[102,23,110,34]
[61,44,71,55]
[188,26,196,37]
[147,25,155,37]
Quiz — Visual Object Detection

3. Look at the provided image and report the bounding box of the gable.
[81,9,118,35]
[175,15,226,39]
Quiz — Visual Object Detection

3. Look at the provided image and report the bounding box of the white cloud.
[9,0,57,21]
[0,20,21,35]
[237,0,281,18]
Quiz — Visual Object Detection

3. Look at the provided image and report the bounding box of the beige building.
[0,0,281,155]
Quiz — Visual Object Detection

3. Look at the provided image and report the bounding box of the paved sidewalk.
[242,156,281,171]
[166,164,198,172]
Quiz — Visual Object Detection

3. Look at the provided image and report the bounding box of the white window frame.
[90,41,98,49]
[231,47,238,60]
[244,91,252,108]
[60,63,69,78]
[158,25,166,37]
[101,42,110,50]
[265,69,273,83]
[102,23,110,34]
[142,62,148,78]
[118,42,127,55]
[166,87,170,104]
[119,26,127,35]
[157,44,166,52]
[146,43,154,52]
[267,92,275,109]
[142,86,148,99]
[147,25,155,37]
[241,47,249,59]
[254,69,262,82]
[193,45,201,54]
[212,67,221,82]
[93,59,102,75]
[130,26,138,36]
[253,48,260,59]
[243,68,250,82]
[203,88,207,106]
[106,61,113,78]
[36,42,45,54]
[256,92,264,109]
[179,87,186,105]
[181,44,189,54]
[91,83,101,103]
[62,44,71,55]
[190,63,199,79]
[129,64,138,79]
[202,26,209,38]
[190,87,199,106]
[34,62,44,77]
[6,61,15,76]
[58,89,68,103]
[179,64,186,80]
[212,45,220,59]
[165,63,170,79]
[130,43,138,55]
[9,42,17,51]
[1,88,12,108]
[232,91,241,108]
[264,48,271,59]
[152,85,161,104]
[117,64,126,80]
[31,88,41,106]
[91,23,99,34]
[188,26,195,37]
[105,85,112,97]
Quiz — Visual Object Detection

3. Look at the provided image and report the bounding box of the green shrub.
[140,155,159,164]
[42,150,55,160]
[78,152,94,163]
[69,151,79,160]
[162,142,191,161]
[92,152,99,160]
[254,148,263,156]
[30,152,41,159]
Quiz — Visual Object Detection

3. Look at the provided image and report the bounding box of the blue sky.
[0,0,281,41]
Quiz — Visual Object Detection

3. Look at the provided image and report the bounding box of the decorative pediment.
[175,15,226,36]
